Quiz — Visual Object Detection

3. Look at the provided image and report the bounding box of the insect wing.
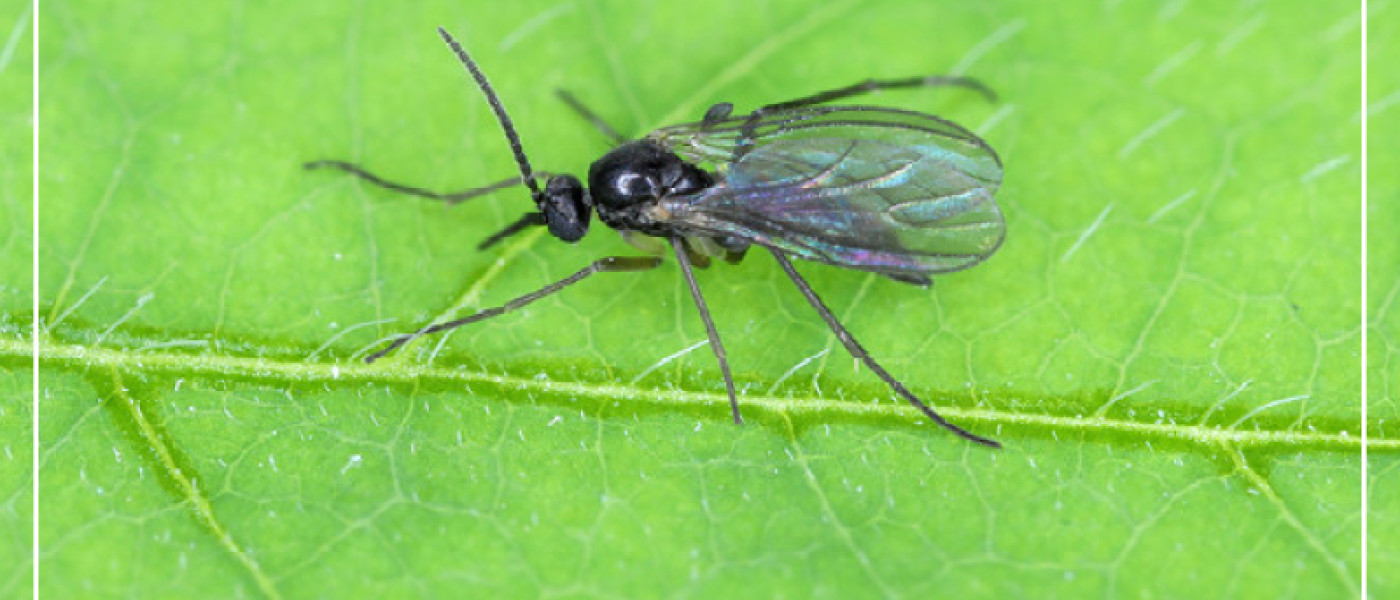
[649,106,1005,277]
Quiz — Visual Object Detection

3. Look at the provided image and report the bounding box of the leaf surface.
[17,1,1378,597]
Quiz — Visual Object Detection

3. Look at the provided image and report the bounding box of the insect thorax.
[588,140,713,235]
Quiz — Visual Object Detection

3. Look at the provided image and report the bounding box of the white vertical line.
[30,0,40,597]
[1359,0,1369,597]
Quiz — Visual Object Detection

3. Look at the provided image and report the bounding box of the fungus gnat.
[307,28,1006,447]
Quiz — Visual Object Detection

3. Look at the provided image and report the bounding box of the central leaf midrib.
[13,337,1384,452]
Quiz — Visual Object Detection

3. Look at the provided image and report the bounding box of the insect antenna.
[304,28,555,212]
[437,27,544,201]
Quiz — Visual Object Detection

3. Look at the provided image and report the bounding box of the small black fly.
[307,28,1006,447]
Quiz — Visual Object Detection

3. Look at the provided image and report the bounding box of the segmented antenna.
[436,27,542,198]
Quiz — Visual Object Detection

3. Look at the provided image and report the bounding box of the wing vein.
[655,105,1005,276]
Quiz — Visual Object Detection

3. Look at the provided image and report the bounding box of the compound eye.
[541,175,591,242]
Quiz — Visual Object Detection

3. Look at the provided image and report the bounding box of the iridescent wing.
[648,105,1004,280]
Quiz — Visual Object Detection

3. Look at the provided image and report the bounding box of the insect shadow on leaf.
[305,27,1006,447]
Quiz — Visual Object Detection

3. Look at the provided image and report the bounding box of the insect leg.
[757,75,996,113]
[671,237,742,424]
[365,256,664,363]
[731,76,997,160]
[556,89,627,145]
[304,160,546,205]
[768,249,1000,448]
[477,213,548,250]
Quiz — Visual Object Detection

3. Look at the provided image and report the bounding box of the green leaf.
[1,3,34,599]
[1367,1,1400,594]
[21,0,1376,597]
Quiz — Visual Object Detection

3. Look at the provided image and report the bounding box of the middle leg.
[671,237,742,424]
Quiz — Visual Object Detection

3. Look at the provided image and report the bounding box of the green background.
[1367,0,1400,595]
[2,1,33,598]
[8,0,1385,597]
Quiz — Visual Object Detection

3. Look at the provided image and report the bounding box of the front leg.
[366,256,663,362]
